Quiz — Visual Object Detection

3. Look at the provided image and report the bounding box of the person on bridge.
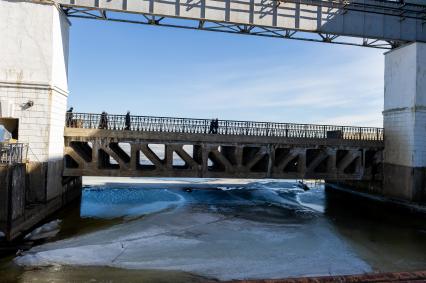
[214,118,219,134]
[125,111,131,130]
[99,111,108,129]
[66,107,74,127]
[208,118,220,134]
[209,119,215,134]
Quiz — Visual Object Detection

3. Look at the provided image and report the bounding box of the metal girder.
[61,7,401,49]
[276,0,426,22]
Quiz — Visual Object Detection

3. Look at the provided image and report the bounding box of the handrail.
[65,112,384,141]
[0,143,27,164]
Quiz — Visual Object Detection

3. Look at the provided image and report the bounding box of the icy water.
[1,177,426,282]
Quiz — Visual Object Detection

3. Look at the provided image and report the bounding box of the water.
[1,177,425,282]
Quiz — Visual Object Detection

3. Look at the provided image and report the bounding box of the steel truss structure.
[61,3,408,49]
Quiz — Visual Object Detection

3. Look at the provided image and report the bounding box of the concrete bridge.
[1,0,426,240]
[63,113,383,180]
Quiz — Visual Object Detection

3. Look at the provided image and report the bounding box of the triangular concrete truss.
[64,139,382,181]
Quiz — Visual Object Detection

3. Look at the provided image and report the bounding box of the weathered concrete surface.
[0,163,82,241]
[0,164,26,237]
[0,1,82,241]
[64,128,383,181]
[383,163,426,202]
[0,0,70,201]
[26,162,48,204]
[383,42,426,203]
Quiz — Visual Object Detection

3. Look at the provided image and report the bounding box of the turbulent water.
[1,178,426,282]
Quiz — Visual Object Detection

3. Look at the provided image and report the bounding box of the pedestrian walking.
[214,118,219,134]
[209,119,215,134]
[125,111,131,130]
[99,111,108,129]
[66,107,74,127]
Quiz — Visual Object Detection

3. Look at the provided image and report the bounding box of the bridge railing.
[66,112,383,141]
[0,143,27,165]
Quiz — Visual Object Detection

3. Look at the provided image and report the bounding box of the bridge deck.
[64,113,383,180]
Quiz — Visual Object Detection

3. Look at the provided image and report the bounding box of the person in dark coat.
[209,119,215,134]
[214,118,219,134]
[99,111,108,129]
[66,107,74,127]
[125,111,131,130]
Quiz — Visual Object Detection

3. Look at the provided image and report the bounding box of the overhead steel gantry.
[50,0,426,49]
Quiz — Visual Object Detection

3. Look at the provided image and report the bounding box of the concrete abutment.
[382,42,426,203]
[0,1,81,240]
[328,42,426,205]
[0,164,81,241]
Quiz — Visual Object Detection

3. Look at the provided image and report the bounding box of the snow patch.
[24,220,62,241]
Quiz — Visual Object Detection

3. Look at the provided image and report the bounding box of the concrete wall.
[0,165,11,231]
[0,163,82,240]
[0,0,71,201]
[0,0,69,163]
[383,42,426,202]
[0,164,26,235]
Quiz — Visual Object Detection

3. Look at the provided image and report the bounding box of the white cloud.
[161,51,384,126]
[318,112,383,127]
[70,35,385,127]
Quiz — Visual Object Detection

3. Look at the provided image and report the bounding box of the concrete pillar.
[383,42,426,202]
[0,0,70,200]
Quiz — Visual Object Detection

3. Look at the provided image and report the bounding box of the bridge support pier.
[0,1,81,240]
[383,42,426,203]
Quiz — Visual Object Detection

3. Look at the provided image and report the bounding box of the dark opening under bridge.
[64,113,383,180]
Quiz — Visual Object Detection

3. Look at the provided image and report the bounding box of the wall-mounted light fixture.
[21,100,34,110]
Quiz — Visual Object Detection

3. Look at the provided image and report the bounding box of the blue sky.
[67,17,385,127]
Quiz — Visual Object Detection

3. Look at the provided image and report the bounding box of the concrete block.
[26,162,47,204]
[0,165,10,225]
[0,1,69,164]
[10,164,26,221]
[383,42,426,202]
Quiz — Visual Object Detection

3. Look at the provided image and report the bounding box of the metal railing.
[65,112,384,141]
[0,143,27,164]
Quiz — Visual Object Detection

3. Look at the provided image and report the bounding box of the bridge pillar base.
[383,42,426,203]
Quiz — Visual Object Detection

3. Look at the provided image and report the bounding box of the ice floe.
[24,220,62,241]
[16,180,371,280]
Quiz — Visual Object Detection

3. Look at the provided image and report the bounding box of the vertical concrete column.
[383,42,426,202]
[0,1,70,200]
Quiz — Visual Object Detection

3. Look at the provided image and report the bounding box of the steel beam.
[53,0,426,48]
